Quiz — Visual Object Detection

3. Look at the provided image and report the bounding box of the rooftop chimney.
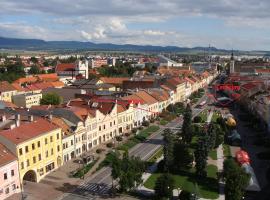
[15,114,20,127]
[28,115,34,122]
[10,124,16,130]
[1,115,6,122]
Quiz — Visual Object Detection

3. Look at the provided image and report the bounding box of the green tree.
[207,123,217,150]
[173,142,193,172]
[181,104,193,144]
[40,93,62,105]
[194,136,208,177]
[29,65,40,74]
[154,173,175,200]
[163,128,175,172]
[223,159,250,200]
[30,56,38,63]
[112,152,145,193]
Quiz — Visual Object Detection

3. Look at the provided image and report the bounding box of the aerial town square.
[0,1,270,200]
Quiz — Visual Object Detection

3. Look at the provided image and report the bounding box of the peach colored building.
[0,144,21,199]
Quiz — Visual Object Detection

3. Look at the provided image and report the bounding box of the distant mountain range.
[0,36,268,54]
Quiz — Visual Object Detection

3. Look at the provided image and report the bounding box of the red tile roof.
[134,91,158,105]
[0,118,60,145]
[241,83,257,90]
[0,143,16,167]
[100,77,129,86]
[0,81,17,92]
[56,63,76,72]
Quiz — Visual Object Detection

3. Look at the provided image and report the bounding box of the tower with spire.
[229,50,235,74]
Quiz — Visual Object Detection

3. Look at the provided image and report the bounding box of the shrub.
[138,126,143,130]
[115,136,123,142]
[142,121,150,127]
[106,142,114,148]
[96,149,103,154]
[150,118,155,123]
[193,116,202,123]
[125,132,130,137]
[179,190,191,200]
[131,128,137,134]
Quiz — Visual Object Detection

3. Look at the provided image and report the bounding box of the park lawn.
[208,149,218,160]
[144,165,218,199]
[117,125,160,151]
[190,136,198,152]
[223,144,232,158]
[160,119,168,125]
[148,147,163,163]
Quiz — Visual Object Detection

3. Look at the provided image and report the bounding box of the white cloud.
[143,30,166,36]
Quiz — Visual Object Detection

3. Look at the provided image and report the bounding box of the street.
[60,101,206,200]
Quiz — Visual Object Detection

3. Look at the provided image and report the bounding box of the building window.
[4,173,7,180]
[32,143,35,150]
[11,170,14,177]
[45,138,48,145]
[57,133,59,140]
[57,145,60,152]
[33,156,36,164]
[50,136,53,143]
[5,187,9,194]
[21,162,24,170]
[19,148,23,156]
[46,151,48,158]
[110,122,112,127]
[51,148,53,155]
[99,126,101,131]
[71,140,73,145]
[45,162,55,173]
[25,146,28,153]
[103,125,105,130]
[38,154,42,161]
[26,159,30,167]
[37,141,40,147]
[12,184,16,190]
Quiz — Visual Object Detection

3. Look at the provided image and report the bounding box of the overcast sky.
[0,0,269,50]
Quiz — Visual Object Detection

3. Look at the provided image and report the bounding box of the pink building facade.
[0,144,21,200]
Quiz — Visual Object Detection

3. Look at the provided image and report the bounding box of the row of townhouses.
[0,68,218,199]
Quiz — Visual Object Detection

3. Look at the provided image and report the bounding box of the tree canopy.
[40,92,62,105]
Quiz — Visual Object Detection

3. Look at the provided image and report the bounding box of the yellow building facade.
[0,117,62,183]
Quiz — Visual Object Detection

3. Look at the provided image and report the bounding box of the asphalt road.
[61,94,207,200]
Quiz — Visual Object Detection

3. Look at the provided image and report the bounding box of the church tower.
[230,51,235,74]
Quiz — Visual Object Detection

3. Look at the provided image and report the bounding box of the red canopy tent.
[235,150,250,165]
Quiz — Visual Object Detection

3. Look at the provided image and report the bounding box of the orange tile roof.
[255,69,270,73]
[37,73,59,82]
[0,81,17,92]
[13,77,38,84]
[50,81,65,88]
[0,143,16,167]
[51,117,72,137]
[117,104,126,113]
[121,94,147,104]
[148,90,169,102]
[134,91,158,105]
[0,118,60,145]
[56,63,76,72]
[100,77,129,85]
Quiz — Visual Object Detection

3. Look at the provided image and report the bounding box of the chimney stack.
[1,115,6,122]
[48,114,53,121]
[15,114,20,127]
[28,115,34,122]
[10,124,16,130]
